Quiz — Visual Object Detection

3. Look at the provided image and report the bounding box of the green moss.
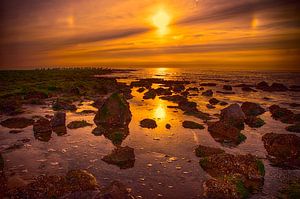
[235,180,250,199]
[256,160,265,176]
[238,133,247,143]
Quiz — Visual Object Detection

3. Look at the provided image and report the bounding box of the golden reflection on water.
[153,103,166,120]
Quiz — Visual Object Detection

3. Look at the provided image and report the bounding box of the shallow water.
[1,68,300,198]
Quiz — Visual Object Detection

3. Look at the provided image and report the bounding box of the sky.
[0,0,300,70]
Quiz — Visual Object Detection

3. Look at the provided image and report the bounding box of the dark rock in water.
[289,103,300,108]
[8,170,99,198]
[143,89,156,99]
[269,105,297,124]
[186,87,199,92]
[220,104,246,130]
[286,124,300,133]
[78,110,97,114]
[92,97,106,109]
[270,83,288,92]
[94,93,131,128]
[137,87,146,93]
[53,99,77,111]
[53,126,67,136]
[184,110,212,121]
[241,102,265,117]
[256,81,269,90]
[202,90,213,97]
[289,85,300,92]
[102,127,130,146]
[0,99,23,116]
[182,121,204,129]
[9,130,23,134]
[195,145,224,157]
[33,117,52,141]
[199,87,204,90]
[118,84,133,100]
[172,84,185,92]
[200,153,265,197]
[165,123,171,129]
[140,119,157,129]
[181,91,190,97]
[98,181,135,199]
[178,100,197,112]
[208,121,246,145]
[102,146,135,169]
[51,112,66,127]
[223,85,232,91]
[216,91,235,94]
[92,126,105,136]
[130,80,152,88]
[0,117,34,129]
[262,133,300,168]
[245,116,265,128]
[209,98,220,105]
[160,95,187,103]
[200,83,217,87]
[242,86,257,92]
[67,120,93,129]
[219,101,228,106]
[206,104,215,109]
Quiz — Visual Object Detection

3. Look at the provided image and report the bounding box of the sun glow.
[154,103,166,119]
[152,9,171,35]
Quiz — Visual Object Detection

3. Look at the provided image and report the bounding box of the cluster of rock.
[241,102,266,128]
[195,145,265,198]
[208,104,247,145]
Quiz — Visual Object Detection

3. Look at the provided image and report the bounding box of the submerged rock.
[50,111,66,127]
[209,98,220,105]
[67,120,93,129]
[220,104,246,130]
[143,89,156,99]
[195,145,224,157]
[98,181,135,199]
[140,119,157,129]
[262,133,300,168]
[241,102,265,117]
[202,90,213,97]
[245,116,265,128]
[182,121,204,130]
[0,117,34,129]
[137,87,146,93]
[94,93,132,128]
[102,146,135,169]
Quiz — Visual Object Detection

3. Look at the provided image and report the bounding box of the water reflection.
[153,103,166,120]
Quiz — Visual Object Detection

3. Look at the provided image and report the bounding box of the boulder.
[256,81,269,91]
[262,133,300,168]
[269,105,296,124]
[0,117,34,129]
[67,120,93,129]
[178,100,197,112]
[245,116,265,128]
[270,83,288,92]
[102,146,135,169]
[241,102,265,117]
[195,145,224,157]
[33,117,52,142]
[154,88,172,96]
[202,90,213,97]
[182,121,204,130]
[165,123,171,129]
[209,98,219,105]
[94,93,131,128]
[206,104,215,109]
[50,112,66,127]
[220,104,246,129]
[140,119,157,129]
[143,89,156,99]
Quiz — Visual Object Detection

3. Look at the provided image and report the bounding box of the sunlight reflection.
[153,103,166,119]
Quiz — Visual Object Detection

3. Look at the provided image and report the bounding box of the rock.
[53,126,67,136]
[102,146,135,169]
[178,100,197,112]
[52,99,77,111]
[165,123,171,129]
[78,110,97,114]
[92,97,106,109]
[94,93,132,128]
[206,104,215,109]
[24,90,48,100]
[102,127,130,146]
[0,99,23,116]
[245,116,265,128]
[9,130,23,134]
[137,87,146,93]
[182,121,204,129]
[242,86,257,92]
[208,121,246,145]
[67,120,93,129]
[256,81,269,91]
[289,85,300,92]
[140,119,157,129]
[92,126,105,136]
[181,91,190,97]
[289,103,300,108]
[262,133,300,168]
[277,180,300,199]
[130,80,152,88]
[184,110,212,121]
[33,117,52,142]
[286,124,300,133]
[186,87,199,92]
[223,85,232,91]
[216,91,235,95]
[160,95,187,103]
[220,104,246,129]
[270,83,288,92]
[0,153,3,170]
[241,102,265,117]
[219,101,228,106]
[143,89,156,99]
[172,84,185,92]
[269,105,296,124]
[202,90,213,97]
[50,112,66,127]
[0,117,34,129]
[195,145,224,157]
[209,98,219,105]
[200,83,217,87]
[8,170,99,198]
[98,181,135,199]
[155,87,172,96]
[200,153,265,194]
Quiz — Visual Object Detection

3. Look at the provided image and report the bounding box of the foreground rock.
[269,105,299,124]
[50,111,66,127]
[98,181,136,199]
[262,133,300,168]
[67,120,93,129]
[182,121,204,130]
[102,146,135,169]
[140,119,157,129]
[200,153,265,198]
[8,170,99,198]
[195,145,224,157]
[94,93,132,128]
[220,104,246,129]
[0,117,34,129]
[33,117,52,142]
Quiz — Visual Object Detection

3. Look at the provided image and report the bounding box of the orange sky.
[0,0,300,70]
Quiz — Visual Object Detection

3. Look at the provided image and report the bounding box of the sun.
[152,9,171,35]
